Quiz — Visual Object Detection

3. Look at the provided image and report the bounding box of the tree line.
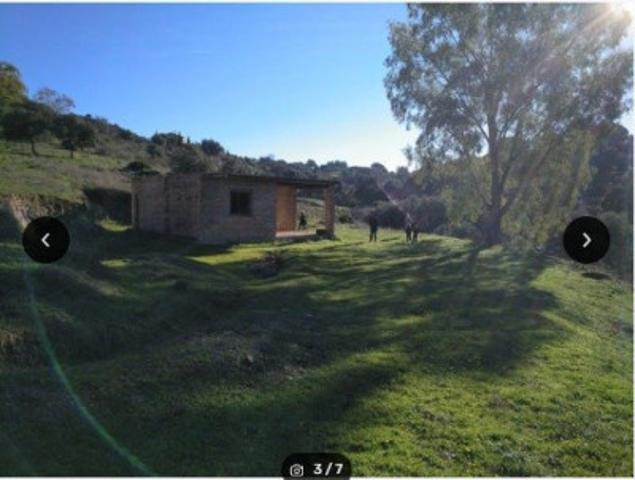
[0,63,94,157]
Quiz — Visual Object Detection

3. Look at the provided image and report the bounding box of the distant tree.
[0,62,26,108]
[201,138,224,156]
[151,132,184,147]
[54,115,96,158]
[33,87,75,114]
[305,159,318,171]
[371,162,388,175]
[583,123,633,218]
[386,4,632,245]
[1,100,53,154]
[146,143,161,158]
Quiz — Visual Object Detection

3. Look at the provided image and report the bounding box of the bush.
[169,146,209,173]
[146,143,161,158]
[373,201,405,228]
[121,161,150,173]
[151,132,183,147]
[600,211,632,279]
[201,138,224,156]
[402,195,447,232]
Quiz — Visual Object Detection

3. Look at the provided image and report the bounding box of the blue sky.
[0,3,632,170]
[0,3,419,170]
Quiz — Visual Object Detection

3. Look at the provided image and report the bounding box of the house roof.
[219,173,337,188]
[135,172,338,188]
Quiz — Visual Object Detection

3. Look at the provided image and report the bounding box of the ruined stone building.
[131,173,336,244]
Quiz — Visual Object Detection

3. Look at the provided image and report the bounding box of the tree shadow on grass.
[85,234,563,474]
[0,228,568,475]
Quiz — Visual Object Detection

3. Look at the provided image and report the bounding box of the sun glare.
[609,0,635,19]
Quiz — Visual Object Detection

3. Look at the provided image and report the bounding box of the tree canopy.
[34,87,75,114]
[54,115,96,157]
[1,100,53,155]
[0,62,26,108]
[386,3,632,244]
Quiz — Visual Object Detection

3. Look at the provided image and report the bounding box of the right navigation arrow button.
[563,216,610,264]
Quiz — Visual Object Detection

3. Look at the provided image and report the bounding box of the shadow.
[0,223,570,475]
[582,271,611,281]
[83,187,131,224]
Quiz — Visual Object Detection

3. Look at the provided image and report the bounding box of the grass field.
[0,215,632,475]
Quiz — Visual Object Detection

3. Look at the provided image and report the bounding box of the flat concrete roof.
[221,174,337,188]
[136,172,338,188]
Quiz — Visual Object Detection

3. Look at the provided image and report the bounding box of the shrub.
[600,211,632,279]
[373,201,405,228]
[201,138,225,156]
[169,146,209,173]
[402,195,447,232]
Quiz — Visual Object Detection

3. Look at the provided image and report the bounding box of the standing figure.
[298,212,307,230]
[412,224,419,242]
[405,214,413,242]
[368,214,379,242]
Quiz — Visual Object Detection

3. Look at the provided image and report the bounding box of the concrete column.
[323,185,335,237]
[131,178,139,228]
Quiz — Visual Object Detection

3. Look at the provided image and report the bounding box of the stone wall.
[197,177,277,244]
[165,175,201,237]
[131,175,166,233]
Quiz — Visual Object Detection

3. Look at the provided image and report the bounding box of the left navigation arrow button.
[22,217,70,263]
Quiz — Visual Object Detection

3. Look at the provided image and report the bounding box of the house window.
[230,190,252,216]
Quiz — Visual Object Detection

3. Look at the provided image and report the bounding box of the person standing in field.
[405,214,413,242]
[298,212,307,230]
[368,214,379,242]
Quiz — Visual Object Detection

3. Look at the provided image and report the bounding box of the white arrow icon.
[582,232,592,248]
[41,233,51,248]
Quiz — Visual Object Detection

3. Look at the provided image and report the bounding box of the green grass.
[0,218,631,476]
[0,141,130,203]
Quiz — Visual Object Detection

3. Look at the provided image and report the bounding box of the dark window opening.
[230,191,252,216]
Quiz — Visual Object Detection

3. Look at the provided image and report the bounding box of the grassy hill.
[0,141,132,203]
[0,204,631,475]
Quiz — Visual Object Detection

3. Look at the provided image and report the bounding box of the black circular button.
[22,217,70,264]
[563,216,610,264]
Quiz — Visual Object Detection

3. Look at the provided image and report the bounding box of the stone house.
[131,173,337,244]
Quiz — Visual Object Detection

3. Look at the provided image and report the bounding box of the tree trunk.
[480,206,503,246]
[30,139,38,156]
[482,111,503,246]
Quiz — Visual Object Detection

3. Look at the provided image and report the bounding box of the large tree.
[385,4,632,244]
[1,100,53,155]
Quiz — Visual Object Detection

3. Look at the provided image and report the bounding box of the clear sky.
[0,3,632,171]
[0,3,419,170]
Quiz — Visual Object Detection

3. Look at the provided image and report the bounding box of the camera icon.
[289,463,305,478]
